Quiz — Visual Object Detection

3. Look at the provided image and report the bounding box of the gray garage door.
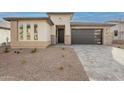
[71,29,102,44]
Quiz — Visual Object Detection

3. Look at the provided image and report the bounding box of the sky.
[1,12,124,22]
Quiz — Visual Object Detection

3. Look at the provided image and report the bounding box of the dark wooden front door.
[58,29,64,43]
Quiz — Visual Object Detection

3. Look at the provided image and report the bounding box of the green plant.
[21,60,27,64]
[4,47,10,53]
[31,48,37,53]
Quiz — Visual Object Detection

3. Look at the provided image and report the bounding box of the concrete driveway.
[72,45,124,81]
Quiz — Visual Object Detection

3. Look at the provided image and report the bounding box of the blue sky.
[1,12,124,22]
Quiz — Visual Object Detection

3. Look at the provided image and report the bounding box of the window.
[27,24,31,40]
[34,24,38,40]
[19,25,23,40]
[114,30,118,36]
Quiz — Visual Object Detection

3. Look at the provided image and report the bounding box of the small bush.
[31,48,37,53]
[59,66,64,70]
[62,47,65,50]
[117,46,121,48]
[16,51,20,54]
[14,51,20,54]
[14,51,17,53]
[62,55,64,57]
[21,60,27,64]
[4,47,10,53]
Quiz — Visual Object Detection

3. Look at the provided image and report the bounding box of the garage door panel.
[71,29,102,44]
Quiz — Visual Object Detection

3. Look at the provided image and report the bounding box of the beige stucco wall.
[18,20,51,41]
[110,23,124,40]
[0,29,10,45]
[71,26,113,45]
[10,20,51,48]
[48,14,72,45]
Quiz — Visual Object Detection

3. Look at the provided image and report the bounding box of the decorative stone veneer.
[10,20,18,47]
[103,27,113,45]
[51,35,56,44]
[65,35,71,45]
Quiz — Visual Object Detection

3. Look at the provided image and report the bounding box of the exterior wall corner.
[65,35,71,45]
[103,27,113,45]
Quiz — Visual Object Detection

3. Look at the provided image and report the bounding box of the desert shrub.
[21,60,27,64]
[14,51,20,54]
[62,47,65,50]
[62,55,65,57]
[16,51,20,54]
[59,66,64,70]
[4,47,10,53]
[14,51,17,53]
[31,48,37,53]
[117,46,121,48]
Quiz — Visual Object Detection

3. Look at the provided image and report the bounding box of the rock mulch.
[0,47,89,81]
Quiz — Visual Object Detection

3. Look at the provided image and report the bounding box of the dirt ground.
[0,46,89,81]
[112,44,124,49]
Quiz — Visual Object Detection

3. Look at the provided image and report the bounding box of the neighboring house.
[0,21,10,46]
[108,20,124,44]
[4,13,114,48]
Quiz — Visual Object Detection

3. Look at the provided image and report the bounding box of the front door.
[58,28,64,43]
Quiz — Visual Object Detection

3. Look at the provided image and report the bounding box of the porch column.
[51,25,56,44]
[103,27,112,45]
[65,24,71,45]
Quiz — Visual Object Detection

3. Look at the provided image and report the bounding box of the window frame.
[34,24,38,40]
[26,24,31,40]
[19,25,24,40]
[114,30,118,37]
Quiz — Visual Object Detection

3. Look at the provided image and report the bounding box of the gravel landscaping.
[0,46,89,81]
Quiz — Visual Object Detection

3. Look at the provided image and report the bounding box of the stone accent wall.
[103,27,113,45]
[65,35,71,45]
[11,20,18,47]
[51,35,56,44]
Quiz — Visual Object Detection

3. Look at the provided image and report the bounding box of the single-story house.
[4,13,114,48]
[0,21,10,46]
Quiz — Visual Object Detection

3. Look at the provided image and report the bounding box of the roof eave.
[71,24,115,27]
[4,17,54,25]
[4,17,48,21]
[0,27,10,30]
[47,12,73,15]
